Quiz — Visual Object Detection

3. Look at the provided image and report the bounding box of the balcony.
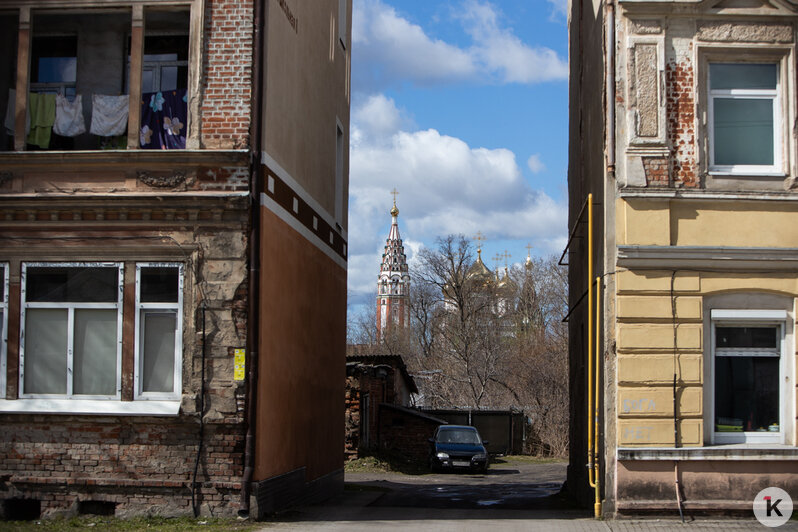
[0,5,202,153]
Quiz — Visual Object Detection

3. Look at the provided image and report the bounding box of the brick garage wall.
[377,405,445,463]
[201,0,253,149]
[345,364,398,458]
[344,374,361,459]
[0,417,243,518]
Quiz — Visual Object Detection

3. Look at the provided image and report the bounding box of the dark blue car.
[428,425,489,473]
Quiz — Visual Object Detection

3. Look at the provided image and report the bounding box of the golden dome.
[391,203,399,217]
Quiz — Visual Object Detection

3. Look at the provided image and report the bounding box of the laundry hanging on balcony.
[27,92,56,149]
[90,94,129,137]
[54,94,86,137]
[140,89,187,150]
[4,89,30,137]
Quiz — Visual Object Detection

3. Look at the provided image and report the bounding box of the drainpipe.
[606,0,616,179]
[239,0,266,518]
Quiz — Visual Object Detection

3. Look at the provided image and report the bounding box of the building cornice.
[0,149,249,170]
[619,188,798,202]
[618,245,798,270]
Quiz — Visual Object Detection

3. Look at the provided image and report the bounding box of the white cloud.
[351,94,410,146]
[527,154,545,174]
[347,95,567,303]
[459,1,568,84]
[352,0,567,91]
[353,0,477,89]
[546,0,569,20]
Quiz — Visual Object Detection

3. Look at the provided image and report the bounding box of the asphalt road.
[258,459,788,530]
[344,458,578,512]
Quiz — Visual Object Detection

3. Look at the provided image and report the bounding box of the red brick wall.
[201,0,253,149]
[666,60,698,188]
[0,416,244,518]
[643,156,669,187]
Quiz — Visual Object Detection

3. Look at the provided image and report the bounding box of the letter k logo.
[765,496,783,517]
[755,487,792,527]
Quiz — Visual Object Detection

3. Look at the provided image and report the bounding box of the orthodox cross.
[503,250,512,268]
[526,243,533,259]
[390,188,399,205]
[492,253,502,271]
[474,231,485,253]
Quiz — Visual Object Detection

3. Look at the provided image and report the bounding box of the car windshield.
[437,428,481,444]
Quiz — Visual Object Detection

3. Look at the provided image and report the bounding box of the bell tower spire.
[377,190,411,341]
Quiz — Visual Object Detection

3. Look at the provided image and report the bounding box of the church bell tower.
[376,191,411,340]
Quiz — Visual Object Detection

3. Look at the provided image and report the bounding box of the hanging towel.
[90,94,129,137]
[54,94,86,137]
[27,92,56,149]
[5,89,31,136]
[140,89,187,150]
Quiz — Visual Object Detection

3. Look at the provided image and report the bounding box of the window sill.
[0,399,180,416]
[618,444,798,461]
[708,171,786,178]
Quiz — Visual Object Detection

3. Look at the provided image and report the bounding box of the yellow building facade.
[568,0,798,516]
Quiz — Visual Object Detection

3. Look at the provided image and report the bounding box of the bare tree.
[410,235,514,408]
[346,237,570,456]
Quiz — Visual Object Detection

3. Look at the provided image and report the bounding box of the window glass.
[710,63,777,90]
[713,99,774,166]
[22,264,121,398]
[141,311,176,393]
[24,308,68,394]
[26,267,119,303]
[140,267,179,302]
[714,325,780,434]
[136,263,181,399]
[709,62,779,171]
[715,356,779,432]
[73,309,118,395]
[716,326,777,348]
[31,36,77,84]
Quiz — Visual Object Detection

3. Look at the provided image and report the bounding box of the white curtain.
[142,311,176,393]
[73,309,117,395]
[24,309,67,394]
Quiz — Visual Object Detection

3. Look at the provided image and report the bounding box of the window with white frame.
[134,263,182,400]
[708,62,781,174]
[711,309,788,444]
[0,263,8,397]
[20,263,123,398]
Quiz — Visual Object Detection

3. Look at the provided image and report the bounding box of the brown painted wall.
[255,207,346,482]
[262,0,351,227]
[617,460,798,511]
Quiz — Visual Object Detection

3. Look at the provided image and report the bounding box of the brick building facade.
[0,0,350,520]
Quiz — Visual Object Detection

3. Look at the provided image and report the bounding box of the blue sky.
[347,0,569,314]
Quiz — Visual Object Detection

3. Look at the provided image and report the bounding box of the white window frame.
[19,262,124,400]
[710,309,790,445]
[0,263,8,398]
[707,61,782,176]
[134,262,183,401]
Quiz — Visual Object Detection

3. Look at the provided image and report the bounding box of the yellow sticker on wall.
[234,349,246,381]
